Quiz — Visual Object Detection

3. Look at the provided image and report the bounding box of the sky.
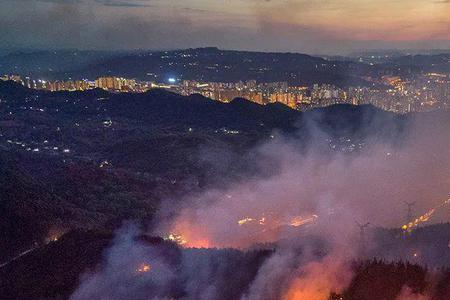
[0,0,449,54]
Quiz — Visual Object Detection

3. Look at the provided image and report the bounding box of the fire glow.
[166,233,187,245]
[238,214,318,228]
[165,219,211,248]
[136,263,151,273]
[164,213,319,249]
[290,215,319,227]
[402,197,450,232]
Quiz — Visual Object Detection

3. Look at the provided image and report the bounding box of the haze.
[1,0,449,54]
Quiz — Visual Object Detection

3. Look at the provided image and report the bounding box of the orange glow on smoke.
[167,220,211,248]
[136,263,151,273]
[176,235,211,248]
[282,256,352,300]
[290,215,318,227]
[46,228,65,244]
[167,213,319,249]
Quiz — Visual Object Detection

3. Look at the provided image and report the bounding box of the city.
[2,70,450,114]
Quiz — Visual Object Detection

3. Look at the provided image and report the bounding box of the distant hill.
[0,50,119,77]
[2,48,449,88]
[377,54,450,76]
[1,48,371,87]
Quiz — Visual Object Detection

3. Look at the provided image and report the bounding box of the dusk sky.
[1,0,449,54]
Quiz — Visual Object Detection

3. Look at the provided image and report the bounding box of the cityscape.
[2,70,450,114]
[1,0,450,299]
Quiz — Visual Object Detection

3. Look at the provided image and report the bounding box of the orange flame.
[167,219,211,248]
[283,256,352,300]
[402,197,450,232]
[136,263,151,273]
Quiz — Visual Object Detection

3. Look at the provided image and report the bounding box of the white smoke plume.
[70,224,179,300]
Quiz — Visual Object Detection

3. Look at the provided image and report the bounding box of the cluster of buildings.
[0,75,152,93]
[178,80,306,108]
[2,72,450,114]
[176,74,450,113]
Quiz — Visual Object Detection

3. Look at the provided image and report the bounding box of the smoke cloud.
[155,111,450,249]
[70,109,450,299]
[70,224,180,300]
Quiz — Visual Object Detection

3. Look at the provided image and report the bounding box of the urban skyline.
[3,70,449,114]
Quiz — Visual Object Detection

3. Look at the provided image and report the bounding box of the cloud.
[0,0,449,53]
[29,0,83,3]
[5,0,153,6]
[94,0,153,7]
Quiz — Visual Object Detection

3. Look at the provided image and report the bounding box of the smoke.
[70,109,450,300]
[70,224,180,300]
[155,111,450,250]
[151,109,450,298]
[280,255,352,300]
[70,223,270,300]
[240,240,353,300]
[395,286,430,300]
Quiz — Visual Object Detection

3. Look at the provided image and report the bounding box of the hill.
[0,81,411,259]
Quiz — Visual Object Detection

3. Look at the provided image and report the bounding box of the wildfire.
[402,196,450,232]
[166,233,187,245]
[165,229,210,248]
[290,215,319,227]
[282,256,352,300]
[45,228,65,244]
[237,216,269,226]
[168,212,318,249]
[136,263,151,273]
[238,217,255,226]
[238,214,318,228]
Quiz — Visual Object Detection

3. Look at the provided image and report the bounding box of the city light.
[1,69,449,114]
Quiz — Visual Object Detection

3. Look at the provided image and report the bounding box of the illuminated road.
[0,247,37,269]
[402,196,450,232]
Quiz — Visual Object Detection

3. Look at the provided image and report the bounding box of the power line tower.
[404,201,415,223]
[356,221,370,256]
